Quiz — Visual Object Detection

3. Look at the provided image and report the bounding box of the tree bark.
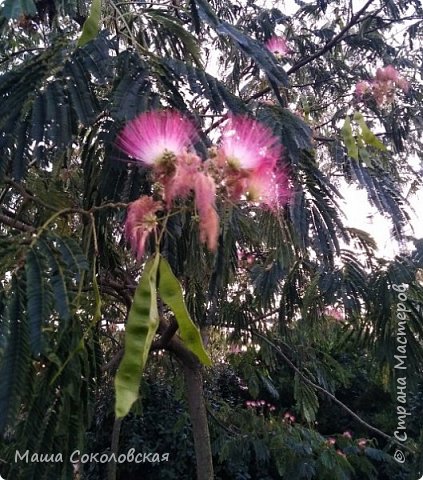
[183,362,214,480]
[108,417,122,480]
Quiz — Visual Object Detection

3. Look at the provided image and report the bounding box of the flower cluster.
[323,306,345,322]
[355,65,409,106]
[265,36,291,58]
[283,411,296,423]
[117,110,291,259]
[245,400,276,412]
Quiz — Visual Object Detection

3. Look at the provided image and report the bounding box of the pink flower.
[194,172,219,251]
[229,344,242,354]
[356,66,409,106]
[324,307,344,322]
[219,116,281,171]
[116,110,196,166]
[247,165,291,209]
[246,254,255,265]
[283,412,296,423]
[355,81,371,97]
[161,152,202,206]
[265,36,290,57]
[396,77,409,93]
[217,116,290,208]
[342,431,353,439]
[327,437,336,446]
[357,438,367,449]
[376,65,399,82]
[125,196,162,259]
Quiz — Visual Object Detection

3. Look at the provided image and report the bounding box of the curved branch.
[250,329,415,453]
[287,0,377,75]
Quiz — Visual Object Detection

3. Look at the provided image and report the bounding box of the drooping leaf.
[38,238,72,322]
[52,234,89,280]
[145,10,202,66]
[0,279,31,433]
[25,248,51,356]
[257,106,313,163]
[194,0,288,86]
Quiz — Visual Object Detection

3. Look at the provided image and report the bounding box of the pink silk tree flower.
[194,172,219,251]
[161,152,202,207]
[217,116,290,208]
[324,306,344,322]
[357,66,409,106]
[396,77,409,93]
[219,116,281,171]
[265,36,290,57]
[247,165,291,209]
[375,65,399,82]
[116,110,196,167]
[355,80,371,97]
[125,196,162,259]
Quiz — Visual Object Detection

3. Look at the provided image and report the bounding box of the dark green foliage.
[2,0,37,19]
[0,279,31,433]
[163,58,249,115]
[0,0,422,478]
[25,247,51,355]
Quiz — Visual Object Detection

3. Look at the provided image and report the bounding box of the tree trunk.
[108,418,122,480]
[183,362,214,480]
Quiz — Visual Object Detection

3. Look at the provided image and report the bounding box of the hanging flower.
[376,64,399,82]
[124,196,162,259]
[160,151,202,207]
[324,306,345,322]
[265,36,290,57]
[355,65,409,106]
[116,110,196,167]
[246,165,291,209]
[377,65,409,93]
[355,80,371,98]
[194,172,219,251]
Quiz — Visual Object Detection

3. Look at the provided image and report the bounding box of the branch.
[0,48,43,66]
[0,211,36,233]
[101,350,124,374]
[250,330,415,452]
[287,0,376,75]
[155,317,179,349]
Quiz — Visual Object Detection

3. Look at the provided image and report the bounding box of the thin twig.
[287,0,376,75]
[0,211,36,233]
[250,330,414,452]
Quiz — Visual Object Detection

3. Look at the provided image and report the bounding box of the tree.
[0,0,423,479]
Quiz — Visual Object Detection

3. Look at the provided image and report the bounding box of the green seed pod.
[115,254,160,418]
[158,256,211,366]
